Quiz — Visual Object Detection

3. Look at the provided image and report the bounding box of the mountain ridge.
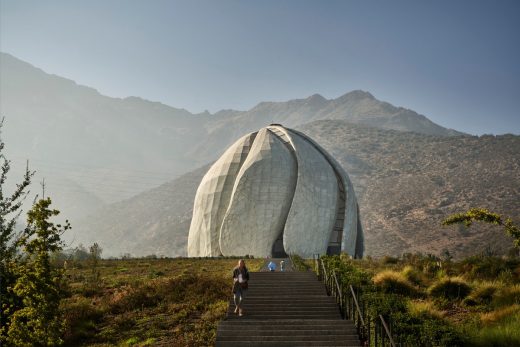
[71,121,520,259]
[4,52,513,259]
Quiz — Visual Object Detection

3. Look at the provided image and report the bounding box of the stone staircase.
[215,271,360,347]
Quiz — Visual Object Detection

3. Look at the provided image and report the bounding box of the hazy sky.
[1,0,519,135]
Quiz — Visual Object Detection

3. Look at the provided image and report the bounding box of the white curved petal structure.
[187,124,364,258]
[219,129,297,257]
[187,132,257,256]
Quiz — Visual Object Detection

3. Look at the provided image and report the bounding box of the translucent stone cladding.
[219,129,297,257]
[187,125,364,258]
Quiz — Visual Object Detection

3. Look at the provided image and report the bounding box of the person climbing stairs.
[215,270,360,346]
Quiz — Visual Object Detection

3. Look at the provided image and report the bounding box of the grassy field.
[60,254,519,346]
[61,258,264,346]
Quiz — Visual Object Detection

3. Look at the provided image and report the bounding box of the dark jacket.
[233,266,250,281]
[232,266,249,293]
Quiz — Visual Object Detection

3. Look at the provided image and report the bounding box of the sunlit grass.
[61,258,263,346]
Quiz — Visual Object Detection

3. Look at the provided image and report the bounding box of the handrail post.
[332,270,343,317]
[379,315,396,347]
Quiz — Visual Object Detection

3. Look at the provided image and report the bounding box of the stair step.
[225,315,341,320]
[217,335,360,342]
[219,319,355,324]
[216,342,359,347]
[218,329,358,336]
[216,270,360,347]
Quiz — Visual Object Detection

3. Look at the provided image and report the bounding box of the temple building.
[187,124,364,258]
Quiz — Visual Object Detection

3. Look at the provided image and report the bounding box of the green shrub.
[408,300,444,320]
[373,270,420,297]
[464,282,500,306]
[471,308,520,346]
[381,255,399,264]
[321,255,371,287]
[401,265,425,286]
[291,254,311,271]
[428,277,472,300]
[493,284,520,307]
[363,292,407,318]
[62,296,103,343]
[460,256,519,281]
[392,311,466,347]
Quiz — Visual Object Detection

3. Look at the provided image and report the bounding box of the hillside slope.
[1,52,462,223]
[72,121,519,258]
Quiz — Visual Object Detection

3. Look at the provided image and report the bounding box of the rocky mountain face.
[3,53,517,258]
[1,53,461,218]
[71,121,520,258]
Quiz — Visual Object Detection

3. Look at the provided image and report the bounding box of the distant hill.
[1,52,463,223]
[72,121,520,258]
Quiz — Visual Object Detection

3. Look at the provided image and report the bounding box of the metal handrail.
[316,257,399,347]
[379,315,397,347]
[333,271,342,301]
[349,285,366,328]
[321,259,328,286]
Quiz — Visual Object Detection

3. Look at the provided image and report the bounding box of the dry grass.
[480,304,520,325]
[464,281,502,306]
[372,270,419,296]
[401,265,427,286]
[408,300,445,320]
[493,284,520,307]
[61,258,264,346]
[427,276,472,300]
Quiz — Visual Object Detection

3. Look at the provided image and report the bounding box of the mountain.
[1,52,208,221]
[2,52,483,255]
[72,121,520,258]
[189,90,464,163]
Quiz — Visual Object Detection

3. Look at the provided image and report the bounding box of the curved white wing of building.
[187,124,364,258]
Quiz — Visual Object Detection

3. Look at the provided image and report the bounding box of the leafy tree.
[0,118,34,341]
[443,208,520,249]
[6,198,70,346]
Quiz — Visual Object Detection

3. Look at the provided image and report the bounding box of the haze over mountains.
[1,52,518,258]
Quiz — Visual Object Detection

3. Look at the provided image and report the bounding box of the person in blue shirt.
[268,261,276,272]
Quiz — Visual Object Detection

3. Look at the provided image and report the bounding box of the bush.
[408,300,444,320]
[493,284,520,307]
[62,296,103,343]
[480,305,520,325]
[460,256,519,281]
[381,255,399,264]
[472,308,520,346]
[464,282,500,306]
[392,311,466,347]
[363,292,407,318]
[321,255,371,287]
[373,270,420,297]
[401,265,426,286]
[428,277,472,300]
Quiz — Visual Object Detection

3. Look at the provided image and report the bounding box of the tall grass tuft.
[373,270,420,297]
[408,300,444,320]
[472,306,520,346]
[493,284,520,307]
[464,281,501,306]
[401,265,426,286]
[427,276,472,300]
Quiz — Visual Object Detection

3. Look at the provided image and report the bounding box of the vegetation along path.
[215,263,360,347]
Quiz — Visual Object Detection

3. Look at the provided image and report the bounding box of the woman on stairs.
[232,259,249,317]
